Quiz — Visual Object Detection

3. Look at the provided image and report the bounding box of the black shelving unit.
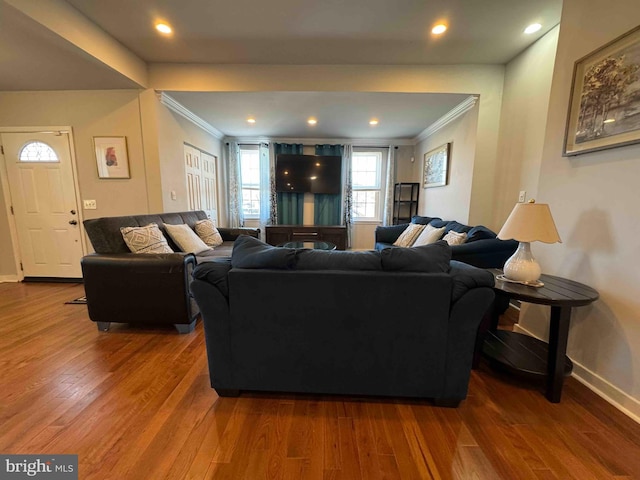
[392,182,419,225]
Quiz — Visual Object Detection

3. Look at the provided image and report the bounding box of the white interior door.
[184,144,219,224]
[1,132,83,278]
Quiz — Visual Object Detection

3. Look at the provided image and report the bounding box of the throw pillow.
[164,223,212,254]
[194,218,224,247]
[231,235,297,269]
[412,224,446,247]
[381,240,451,273]
[393,223,426,247]
[442,230,468,246]
[120,223,173,254]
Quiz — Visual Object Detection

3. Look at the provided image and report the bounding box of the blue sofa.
[190,236,495,406]
[374,216,518,269]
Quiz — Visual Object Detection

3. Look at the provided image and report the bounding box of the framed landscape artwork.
[564,25,640,156]
[423,143,450,188]
[94,136,130,178]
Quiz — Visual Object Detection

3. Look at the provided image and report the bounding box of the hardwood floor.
[1,282,639,479]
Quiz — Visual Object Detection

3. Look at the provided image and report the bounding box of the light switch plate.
[83,199,97,210]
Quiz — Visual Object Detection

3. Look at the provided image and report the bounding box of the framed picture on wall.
[564,25,640,156]
[94,136,130,178]
[423,143,450,188]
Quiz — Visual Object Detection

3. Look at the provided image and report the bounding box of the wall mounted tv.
[275,154,342,194]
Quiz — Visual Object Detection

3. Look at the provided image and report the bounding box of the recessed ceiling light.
[247,117,256,124]
[369,119,379,126]
[603,118,616,124]
[524,23,542,34]
[307,118,317,125]
[432,24,447,35]
[155,23,173,35]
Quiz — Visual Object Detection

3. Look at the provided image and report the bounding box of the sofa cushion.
[231,235,297,269]
[381,240,451,272]
[393,223,425,247]
[466,225,497,242]
[164,223,212,254]
[412,224,446,246]
[194,219,224,247]
[411,215,442,225]
[296,249,382,270]
[120,223,174,254]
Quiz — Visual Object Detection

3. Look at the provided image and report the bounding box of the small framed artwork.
[94,136,130,178]
[564,25,640,156]
[423,143,450,188]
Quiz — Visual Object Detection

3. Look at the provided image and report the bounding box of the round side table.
[483,270,599,403]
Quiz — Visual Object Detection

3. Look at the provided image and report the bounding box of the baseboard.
[0,275,20,283]
[514,324,640,424]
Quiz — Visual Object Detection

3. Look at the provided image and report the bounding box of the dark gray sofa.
[375,215,518,269]
[81,210,259,333]
[190,236,495,405]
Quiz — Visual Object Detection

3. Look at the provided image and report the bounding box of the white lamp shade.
[497,202,561,244]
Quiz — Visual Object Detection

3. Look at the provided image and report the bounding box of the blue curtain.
[275,143,304,225]
[314,144,343,225]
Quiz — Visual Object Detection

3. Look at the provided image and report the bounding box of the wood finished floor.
[1,282,639,479]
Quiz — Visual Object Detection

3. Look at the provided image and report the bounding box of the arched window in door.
[19,141,59,162]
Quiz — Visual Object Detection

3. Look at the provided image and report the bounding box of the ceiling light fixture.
[369,119,379,126]
[603,118,616,124]
[524,23,542,34]
[155,23,173,35]
[307,118,317,125]
[247,118,256,124]
[432,24,447,35]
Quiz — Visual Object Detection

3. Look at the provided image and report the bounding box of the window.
[351,149,386,222]
[19,141,59,162]
[240,145,260,218]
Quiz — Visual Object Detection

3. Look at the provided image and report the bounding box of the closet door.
[184,145,202,211]
[201,152,219,224]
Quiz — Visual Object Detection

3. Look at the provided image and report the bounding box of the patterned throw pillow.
[194,219,224,247]
[120,223,173,254]
[393,223,426,247]
[442,230,468,246]
[164,223,211,254]
[412,224,446,247]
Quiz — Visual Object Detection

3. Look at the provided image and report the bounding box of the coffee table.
[279,240,337,250]
[482,270,599,403]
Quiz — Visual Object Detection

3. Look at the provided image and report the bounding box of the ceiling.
[0,0,563,139]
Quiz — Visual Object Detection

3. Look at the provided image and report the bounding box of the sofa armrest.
[218,227,260,241]
[449,260,495,303]
[451,238,518,269]
[81,253,198,325]
[374,223,409,244]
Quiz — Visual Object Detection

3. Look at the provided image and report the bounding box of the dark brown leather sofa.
[81,210,259,333]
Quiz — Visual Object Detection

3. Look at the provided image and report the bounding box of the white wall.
[493,26,559,227]
[415,105,479,223]
[520,0,640,418]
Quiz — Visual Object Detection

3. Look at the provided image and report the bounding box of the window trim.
[351,148,387,223]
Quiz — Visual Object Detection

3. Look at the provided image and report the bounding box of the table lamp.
[497,199,561,285]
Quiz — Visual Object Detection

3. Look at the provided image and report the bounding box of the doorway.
[0,129,84,280]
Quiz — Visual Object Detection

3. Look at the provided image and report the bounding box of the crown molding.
[414,95,479,143]
[157,92,225,140]
[224,136,416,146]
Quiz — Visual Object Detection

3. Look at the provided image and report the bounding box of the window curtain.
[258,142,272,238]
[342,145,354,247]
[226,141,244,228]
[275,143,304,225]
[314,144,343,225]
[267,142,278,225]
[382,146,396,226]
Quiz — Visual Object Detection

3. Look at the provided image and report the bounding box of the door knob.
[69,220,78,225]
[70,209,76,215]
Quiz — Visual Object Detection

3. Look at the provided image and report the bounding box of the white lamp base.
[503,241,541,284]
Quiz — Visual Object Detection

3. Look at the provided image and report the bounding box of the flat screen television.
[275,154,342,194]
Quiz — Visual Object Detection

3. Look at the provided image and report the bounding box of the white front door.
[1,132,83,278]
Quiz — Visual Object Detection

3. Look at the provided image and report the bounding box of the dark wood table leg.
[546,306,572,402]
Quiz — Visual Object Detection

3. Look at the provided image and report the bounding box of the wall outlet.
[83,199,97,210]
[518,191,526,203]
